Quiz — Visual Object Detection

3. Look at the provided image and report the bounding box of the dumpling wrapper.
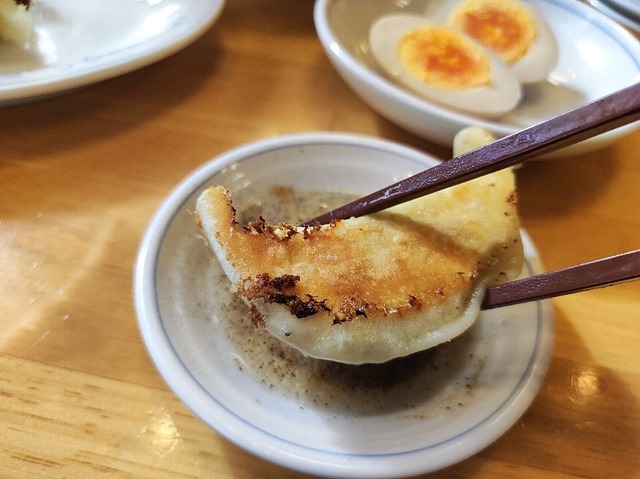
[0,0,33,44]
[196,130,523,364]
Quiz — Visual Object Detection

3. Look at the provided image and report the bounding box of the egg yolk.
[449,0,535,64]
[397,26,491,90]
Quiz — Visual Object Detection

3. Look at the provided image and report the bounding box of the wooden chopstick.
[481,249,640,310]
[306,82,640,225]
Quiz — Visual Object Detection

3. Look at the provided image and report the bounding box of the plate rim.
[585,0,640,33]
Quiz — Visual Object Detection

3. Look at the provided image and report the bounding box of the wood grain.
[1,1,639,477]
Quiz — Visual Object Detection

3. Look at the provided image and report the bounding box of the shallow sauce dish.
[134,133,554,478]
[314,0,640,155]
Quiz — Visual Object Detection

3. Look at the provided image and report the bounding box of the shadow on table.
[516,147,618,216]
[0,29,223,162]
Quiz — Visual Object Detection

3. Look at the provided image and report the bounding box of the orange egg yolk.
[449,0,535,64]
[397,26,491,90]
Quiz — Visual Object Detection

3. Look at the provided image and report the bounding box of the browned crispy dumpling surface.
[196,162,523,364]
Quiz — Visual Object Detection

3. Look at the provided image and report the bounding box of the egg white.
[369,13,521,118]
[434,0,558,84]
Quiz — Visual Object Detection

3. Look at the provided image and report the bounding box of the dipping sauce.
[204,186,486,418]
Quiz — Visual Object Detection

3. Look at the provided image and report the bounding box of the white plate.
[315,0,640,156]
[134,133,554,478]
[0,0,225,106]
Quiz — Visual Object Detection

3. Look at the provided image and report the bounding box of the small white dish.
[134,132,554,478]
[0,0,225,106]
[314,0,640,156]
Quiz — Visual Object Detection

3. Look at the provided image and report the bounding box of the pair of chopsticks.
[307,82,640,308]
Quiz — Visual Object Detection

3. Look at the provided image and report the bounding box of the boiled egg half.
[443,0,558,83]
[369,13,521,117]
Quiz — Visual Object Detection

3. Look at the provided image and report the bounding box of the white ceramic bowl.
[134,132,553,478]
[314,0,640,156]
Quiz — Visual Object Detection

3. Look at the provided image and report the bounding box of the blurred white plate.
[315,0,640,156]
[0,0,225,106]
[135,133,554,478]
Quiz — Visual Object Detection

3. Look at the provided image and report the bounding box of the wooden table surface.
[2,1,639,478]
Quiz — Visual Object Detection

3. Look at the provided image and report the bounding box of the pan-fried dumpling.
[196,128,523,364]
